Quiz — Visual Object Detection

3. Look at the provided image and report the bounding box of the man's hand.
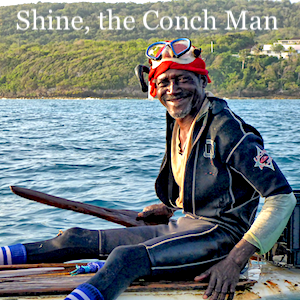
[136,203,174,224]
[195,256,240,300]
[194,239,258,300]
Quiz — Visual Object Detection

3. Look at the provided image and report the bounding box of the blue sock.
[65,283,104,300]
[0,244,27,265]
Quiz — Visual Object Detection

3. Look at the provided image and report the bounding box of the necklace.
[178,130,187,155]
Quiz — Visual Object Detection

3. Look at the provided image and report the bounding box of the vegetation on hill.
[0,0,299,98]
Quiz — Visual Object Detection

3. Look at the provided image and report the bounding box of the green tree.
[287,46,296,59]
[238,49,249,70]
[271,44,285,58]
[251,44,263,55]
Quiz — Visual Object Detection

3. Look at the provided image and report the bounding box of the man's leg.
[63,225,167,300]
[65,218,238,300]
[65,244,151,300]
[25,227,99,263]
[143,221,238,279]
[1,218,238,300]
[64,223,181,300]
[0,222,173,265]
[0,227,99,265]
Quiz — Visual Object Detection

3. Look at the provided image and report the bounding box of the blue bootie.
[0,244,27,265]
[65,283,104,300]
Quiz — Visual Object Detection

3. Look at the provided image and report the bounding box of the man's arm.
[243,192,296,254]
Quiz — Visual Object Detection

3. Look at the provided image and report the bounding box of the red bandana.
[148,59,211,97]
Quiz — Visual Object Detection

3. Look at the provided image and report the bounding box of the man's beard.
[162,91,196,119]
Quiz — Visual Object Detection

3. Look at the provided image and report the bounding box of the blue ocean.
[1,98,300,247]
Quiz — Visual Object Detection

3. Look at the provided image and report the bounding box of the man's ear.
[201,76,208,88]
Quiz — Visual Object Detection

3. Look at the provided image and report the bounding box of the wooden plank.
[0,265,256,297]
[0,267,65,278]
[0,263,78,271]
[0,273,91,296]
[127,280,256,292]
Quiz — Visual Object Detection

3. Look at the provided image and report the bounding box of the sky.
[1,0,297,7]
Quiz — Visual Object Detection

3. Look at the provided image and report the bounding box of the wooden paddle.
[10,186,147,227]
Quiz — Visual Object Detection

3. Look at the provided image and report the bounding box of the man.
[1,38,296,300]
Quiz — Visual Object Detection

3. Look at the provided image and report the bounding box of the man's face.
[156,69,206,120]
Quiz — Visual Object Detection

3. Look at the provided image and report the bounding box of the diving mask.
[146,38,201,69]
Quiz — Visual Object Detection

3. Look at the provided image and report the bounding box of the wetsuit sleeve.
[226,132,292,197]
[243,193,296,254]
[225,130,295,254]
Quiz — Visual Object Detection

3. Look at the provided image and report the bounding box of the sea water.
[0,98,300,246]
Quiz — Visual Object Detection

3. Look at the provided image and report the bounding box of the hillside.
[0,0,299,98]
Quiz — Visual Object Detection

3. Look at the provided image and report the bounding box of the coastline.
[1,96,299,100]
[1,87,299,100]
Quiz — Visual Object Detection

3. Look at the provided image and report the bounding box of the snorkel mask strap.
[135,65,150,93]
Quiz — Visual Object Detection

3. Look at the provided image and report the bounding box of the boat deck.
[0,258,299,300]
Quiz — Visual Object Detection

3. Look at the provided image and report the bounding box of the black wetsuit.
[98,97,291,276]
[24,97,292,300]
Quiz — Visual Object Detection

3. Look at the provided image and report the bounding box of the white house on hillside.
[251,38,300,59]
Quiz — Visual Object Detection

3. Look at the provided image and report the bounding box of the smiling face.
[156,69,207,120]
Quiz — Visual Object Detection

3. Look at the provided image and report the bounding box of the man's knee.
[58,227,85,241]
[54,227,98,248]
[109,244,150,266]
[110,245,133,261]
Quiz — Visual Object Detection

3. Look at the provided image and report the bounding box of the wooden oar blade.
[9,186,146,227]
